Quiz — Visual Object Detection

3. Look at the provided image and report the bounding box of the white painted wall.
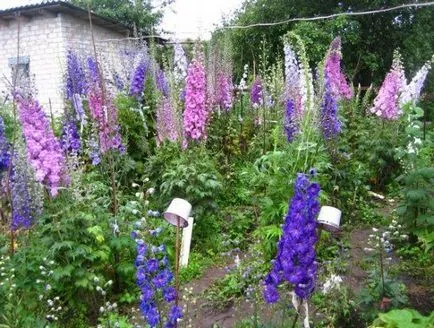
[0,10,127,114]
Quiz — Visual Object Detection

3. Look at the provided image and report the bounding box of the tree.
[71,0,172,35]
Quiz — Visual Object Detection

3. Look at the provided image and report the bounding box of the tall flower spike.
[324,37,352,100]
[264,173,320,302]
[155,68,170,97]
[66,50,87,99]
[216,72,233,111]
[321,76,341,140]
[173,42,188,83]
[183,48,207,143]
[87,88,124,154]
[17,97,66,197]
[156,98,180,146]
[250,77,263,108]
[370,50,406,120]
[284,99,298,142]
[61,117,81,155]
[130,58,149,98]
[0,115,10,173]
[400,56,433,106]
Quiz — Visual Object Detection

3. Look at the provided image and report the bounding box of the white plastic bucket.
[163,198,192,228]
[317,206,341,232]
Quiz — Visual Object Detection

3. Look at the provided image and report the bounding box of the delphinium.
[284,99,298,142]
[17,97,66,196]
[9,142,43,231]
[183,47,207,143]
[399,55,433,106]
[133,228,183,327]
[130,56,150,98]
[0,115,10,173]
[250,77,264,108]
[61,116,81,156]
[324,37,352,100]
[156,98,180,146]
[155,68,170,98]
[370,50,406,120]
[87,89,124,154]
[263,172,320,325]
[216,72,233,111]
[173,42,188,84]
[66,50,87,128]
[320,77,341,140]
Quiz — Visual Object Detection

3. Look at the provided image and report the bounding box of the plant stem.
[379,240,385,299]
[291,305,299,328]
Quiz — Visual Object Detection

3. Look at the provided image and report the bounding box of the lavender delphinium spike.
[66,50,87,99]
[250,77,264,108]
[156,98,179,146]
[155,68,170,97]
[321,76,341,140]
[17,97,67,197]
[216,72,233,111]
[61,117,81,155]
[264,172,321,303]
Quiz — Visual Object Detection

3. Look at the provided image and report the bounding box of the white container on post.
[180,217,194,267]
[317,206,341,232]
[163,198,192,228]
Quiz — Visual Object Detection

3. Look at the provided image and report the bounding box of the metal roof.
[0,1,131,35]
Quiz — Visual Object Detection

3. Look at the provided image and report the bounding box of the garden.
[0,3,434,328]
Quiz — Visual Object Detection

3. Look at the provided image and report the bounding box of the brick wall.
[0,11,126,115]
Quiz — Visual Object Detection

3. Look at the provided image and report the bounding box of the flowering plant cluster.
[183,49,207,142]
[264,172,321,303]
[133,227,183,328]
[61,117,81,156]
[17,97,66,197]
[370,51,406,120]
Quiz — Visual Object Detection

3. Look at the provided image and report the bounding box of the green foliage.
[370,309,434,328]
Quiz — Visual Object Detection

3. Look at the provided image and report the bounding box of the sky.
[0,0,245,40]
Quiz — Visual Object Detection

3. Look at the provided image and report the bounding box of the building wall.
[0,11,127,114]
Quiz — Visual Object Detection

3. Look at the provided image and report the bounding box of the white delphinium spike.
[400,56,433,106]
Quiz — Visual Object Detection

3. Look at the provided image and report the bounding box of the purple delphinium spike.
[250,77,263,107]
[0,115,10,173]
[10,150,35,231]
[17,97,67,197]
[263,172,320,302]
[216,72,233,111]
[284,99,298,142]
[87,56,100,85]
[183,50,207,143]
[155,68,170,97]
[321,76,342,140]
[130,59,149,98]
[61,117,81,155]
[134,228,183,328]
[66,50,87,99]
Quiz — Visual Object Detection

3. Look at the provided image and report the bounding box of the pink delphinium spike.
[183,49,207,143]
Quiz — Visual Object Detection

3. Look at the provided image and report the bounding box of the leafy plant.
[370,308,434,328]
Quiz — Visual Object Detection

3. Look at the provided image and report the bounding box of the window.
[8,56,30,91]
